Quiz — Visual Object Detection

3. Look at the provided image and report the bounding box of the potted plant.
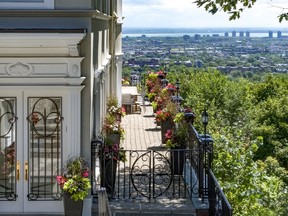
[107,105,126,122]
[103,95,125,140]
[100,95,126,194]
[56,156,91,216]
[182,107,196,124]
[101,136,126,194]
[165,120,188,175]
[105,95,126,122]
[102,114,125,142]
[155,100,177,143]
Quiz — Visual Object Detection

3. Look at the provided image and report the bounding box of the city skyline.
[122,0,288,29]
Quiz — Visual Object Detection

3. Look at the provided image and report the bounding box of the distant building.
[277,31,282,38]
[195,59,203,68]
[184,60,193,67]
[269,31,273,38]
[239,31,244,37]
[194,34,201,40]
[183,35,190,40]
[225,32,229,37]
[246,31,250,37]
[232,31,236,37]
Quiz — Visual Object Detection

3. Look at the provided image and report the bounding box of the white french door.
[0,89,64,214]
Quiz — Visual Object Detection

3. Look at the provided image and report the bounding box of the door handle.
[16,161,20,181]
[25,161,28,181]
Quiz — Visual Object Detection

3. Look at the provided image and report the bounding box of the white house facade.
[0,0,122,215]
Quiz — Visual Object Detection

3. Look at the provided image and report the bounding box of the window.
[0,0,54,9]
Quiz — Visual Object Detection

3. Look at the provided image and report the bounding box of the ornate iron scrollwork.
[130,150,172,199]
[0,97,18,201]
[27,97,63,201]
[5,192,17,201]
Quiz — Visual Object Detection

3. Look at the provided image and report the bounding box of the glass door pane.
[27,97,62,201]
[0,97,17,201]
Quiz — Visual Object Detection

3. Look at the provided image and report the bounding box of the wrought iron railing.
[91,125,233,215]
[187,124,214,200]
[208,170,233,216]
[93,148,200,200]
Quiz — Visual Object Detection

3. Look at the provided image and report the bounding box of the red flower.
[56,176,67,188]
[165,129,173,139]
[82,170,89,178]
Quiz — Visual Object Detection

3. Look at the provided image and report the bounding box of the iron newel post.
[199,108,214,201]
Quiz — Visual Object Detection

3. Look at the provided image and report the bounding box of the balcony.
[92,101,232,216]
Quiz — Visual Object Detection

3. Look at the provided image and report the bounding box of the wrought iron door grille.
[27,97,63,201]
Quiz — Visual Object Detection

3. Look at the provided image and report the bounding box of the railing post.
[198,138,204,200]
[199,134,214,200]
[208,170,216,216]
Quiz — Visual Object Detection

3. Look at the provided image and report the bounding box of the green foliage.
[168,68,288,215]
[165,121,188,149]
[56,157,91,201]
[194,0,287,22]
[62,175,91,201]
[279,12,288,22]
[106,95,118,108]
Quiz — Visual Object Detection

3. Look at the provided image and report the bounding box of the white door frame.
[0,32,86,214]
[0,86,83,214]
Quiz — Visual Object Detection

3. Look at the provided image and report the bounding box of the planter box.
[63,193,83,216]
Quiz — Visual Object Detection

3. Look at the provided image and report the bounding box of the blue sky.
[122,0,288,28]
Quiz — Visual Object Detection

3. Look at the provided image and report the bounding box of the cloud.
[123,0,162,5]
[122,0,288,28]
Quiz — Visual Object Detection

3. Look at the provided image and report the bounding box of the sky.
[122,0,288,29]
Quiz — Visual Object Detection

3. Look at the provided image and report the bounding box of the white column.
[63,86,84,159]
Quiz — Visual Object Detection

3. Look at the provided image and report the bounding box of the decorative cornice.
[0,32,86,57]
[0,77,86,86]
[0,57,84,78]
[0,9,113,21]
[6,62,34,76]
[0,10,98,17]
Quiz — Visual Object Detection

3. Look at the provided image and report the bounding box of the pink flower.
[56,176,67,187]
[165,129,173,139]
[82,171,89,177]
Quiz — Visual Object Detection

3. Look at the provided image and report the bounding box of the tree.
[194,0,288,22]
[169,68,288,215]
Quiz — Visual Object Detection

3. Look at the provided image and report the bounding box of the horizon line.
[123,26,288,29]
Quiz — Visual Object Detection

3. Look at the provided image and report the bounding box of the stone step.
[113,213,196,216]
[93,199,196,216]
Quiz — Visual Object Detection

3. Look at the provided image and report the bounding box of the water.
[122,27,288,38]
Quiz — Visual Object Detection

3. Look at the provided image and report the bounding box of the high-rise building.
[232,31,236,37]
[269,31,273,38]
[183,35,190,40]
[278,31,282,38]
[246,31,250,37]
[239,31,244,37]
